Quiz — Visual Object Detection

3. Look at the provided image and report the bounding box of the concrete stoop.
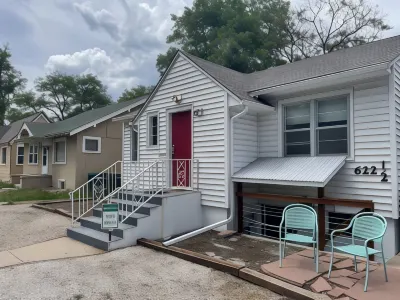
[67,192,163,251]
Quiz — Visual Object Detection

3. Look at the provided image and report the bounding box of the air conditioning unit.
[58,179,66,190]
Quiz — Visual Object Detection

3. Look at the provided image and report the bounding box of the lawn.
[0,189,70,203]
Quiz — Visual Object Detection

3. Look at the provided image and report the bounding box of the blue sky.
[0,0,399,100]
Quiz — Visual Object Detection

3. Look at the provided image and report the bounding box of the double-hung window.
[132,125,138,161]
[1,147,7,164]
[284,95,349,156]
[16,144,24,165]
[54,138,66,164]
[29,145,38,164]
[148,113,158,147]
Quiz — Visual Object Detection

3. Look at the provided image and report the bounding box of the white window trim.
[53,137,67,164]
[278,89,354,160]
[16,143,24,165]
[82,136,102,154]
[147,111,159,148]
[0,146,7,165]
[28,144,39,165]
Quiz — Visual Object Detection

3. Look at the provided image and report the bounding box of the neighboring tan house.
[14,97,146,190]
[0,112,50,182]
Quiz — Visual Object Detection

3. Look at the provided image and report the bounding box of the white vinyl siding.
[258,104,279,157]
[393,60,400,215]
[253,77,393,216]
[134,55,227,206]
[232,109,258,173]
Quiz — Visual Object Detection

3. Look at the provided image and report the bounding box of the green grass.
[0,181,16,189]
[0,188,70,203]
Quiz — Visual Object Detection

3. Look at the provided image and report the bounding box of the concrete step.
[110,199,159,215]
[67,226,122,251]
[115,192,162,205]
[93,208,148,226]
[79,216,135,238]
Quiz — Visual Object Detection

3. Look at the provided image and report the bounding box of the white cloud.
[45,48,141,94]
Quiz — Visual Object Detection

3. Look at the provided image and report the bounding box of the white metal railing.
[70,159,199,225]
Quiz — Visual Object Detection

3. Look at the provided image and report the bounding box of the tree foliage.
[281,0,391,62]
[33,72,111,121]
[117,85,154,103]
[156,0,290,75]
[0,45,26,125]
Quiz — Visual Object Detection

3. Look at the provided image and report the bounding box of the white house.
[68,35,400,258]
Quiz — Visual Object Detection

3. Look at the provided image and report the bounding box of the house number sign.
[354,161,388,182]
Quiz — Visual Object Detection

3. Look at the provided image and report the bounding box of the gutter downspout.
[163,104,248,246]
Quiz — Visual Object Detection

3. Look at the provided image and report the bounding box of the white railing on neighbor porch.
[70,159,199,225]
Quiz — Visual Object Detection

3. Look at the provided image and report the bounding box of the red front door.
[171,111,192,187]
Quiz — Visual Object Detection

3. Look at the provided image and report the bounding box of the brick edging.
[137,238,329,300]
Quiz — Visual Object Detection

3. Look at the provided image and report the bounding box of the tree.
[34,72,111,121]
[117,85,154,103]
[156,0,290,75]
[0,45,26,125]
[68,74,112,117]
[282,0,391,62]
[5,108,34,124]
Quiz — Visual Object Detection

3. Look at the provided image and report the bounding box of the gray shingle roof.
[24,96,146,138]
[0,113,43,145]
[182,35,400,100]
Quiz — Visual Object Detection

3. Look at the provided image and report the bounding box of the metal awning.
[232,156,346,187]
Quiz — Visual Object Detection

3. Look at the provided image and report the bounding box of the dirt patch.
[175,231,301,271]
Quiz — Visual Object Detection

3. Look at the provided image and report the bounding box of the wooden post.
[317,187,326,251]
[237,182,243,233]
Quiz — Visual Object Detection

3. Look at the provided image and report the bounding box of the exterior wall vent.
[58,179,66,190]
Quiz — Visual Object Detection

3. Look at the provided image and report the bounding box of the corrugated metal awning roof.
[232,156,346,187]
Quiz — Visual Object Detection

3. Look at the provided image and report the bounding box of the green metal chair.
[279,204,319,273]
[328,212,388,292]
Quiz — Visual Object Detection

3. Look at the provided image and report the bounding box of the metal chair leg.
[364,255,370,292]
[283,241,286,258]
[354,255,358,272]
[382,243,388,282]
[328,248,334,278]
[316,243,319,273]
[279,238,282,268]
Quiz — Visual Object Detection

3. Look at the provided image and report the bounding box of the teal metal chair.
[328,212,388,292]
[279,204,319,273]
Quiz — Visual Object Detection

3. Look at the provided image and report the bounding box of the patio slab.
[324,269,356,278]
[334,259,355,269]
[260,253,330,287]
[310,277,332,293]
[327,287,346,298]
[328,277,358,289]
[345,266,400,300]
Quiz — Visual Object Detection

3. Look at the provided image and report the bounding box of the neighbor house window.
[16,144,24,165]
[82,136,101,153]
[54,138,66,163]
[283,95,349,156]
[28,145,38,164]
[1,147,7,164]
[132,125,138,161]
[148,113,158,147]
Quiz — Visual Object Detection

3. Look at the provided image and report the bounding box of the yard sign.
[101,203,119,229]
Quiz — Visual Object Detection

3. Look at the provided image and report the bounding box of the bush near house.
[0,189,70,203]
[0,181,16,189]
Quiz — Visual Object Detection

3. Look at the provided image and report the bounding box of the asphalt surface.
[0,246,286,300]
[0,204,70,252]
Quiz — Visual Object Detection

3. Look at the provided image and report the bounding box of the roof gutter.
[163,103,249,246]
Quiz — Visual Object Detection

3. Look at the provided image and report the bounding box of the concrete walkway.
[0,237,104,268]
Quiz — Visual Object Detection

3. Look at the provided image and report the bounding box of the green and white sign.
[101,203,119,229]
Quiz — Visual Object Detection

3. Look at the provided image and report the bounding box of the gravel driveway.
[0,246,286,300]
[0,204,70,251]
